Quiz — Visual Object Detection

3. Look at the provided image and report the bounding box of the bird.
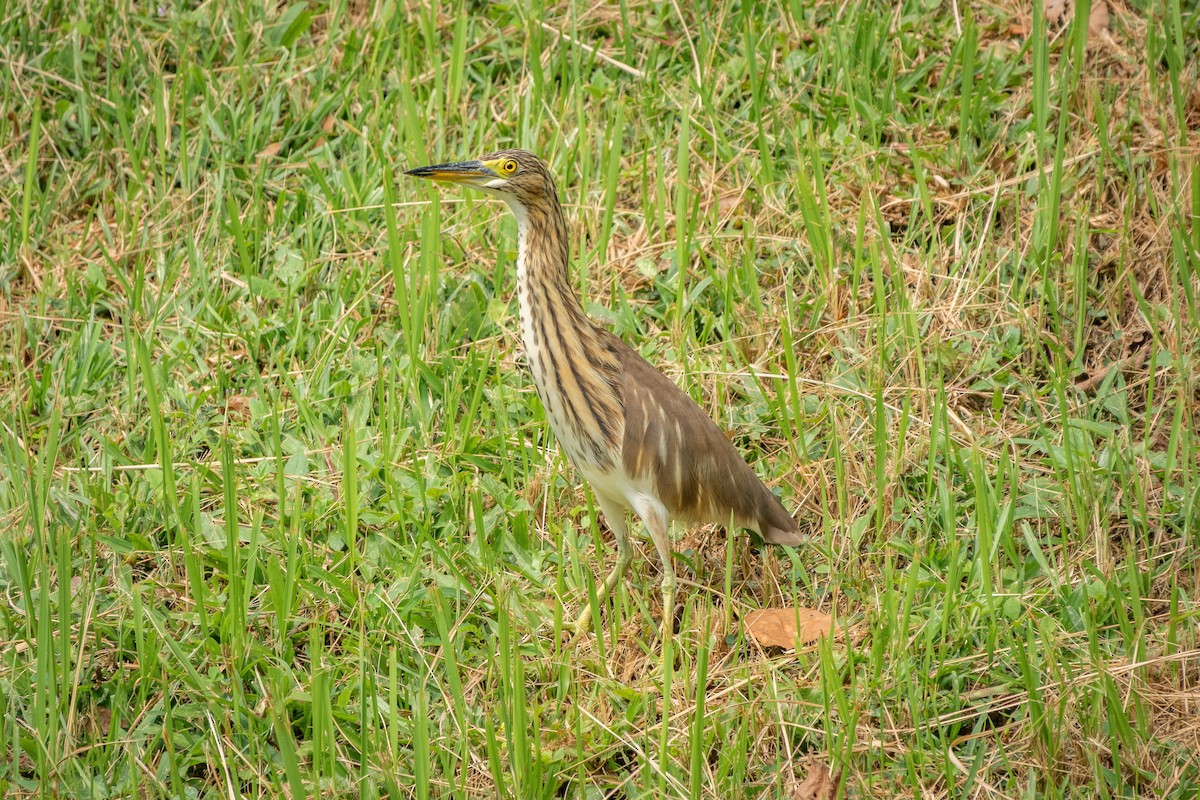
[405,149,805,638]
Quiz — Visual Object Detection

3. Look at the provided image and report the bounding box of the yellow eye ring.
[502,159,518,174]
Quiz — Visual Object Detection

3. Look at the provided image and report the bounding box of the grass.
[1,0,1199,796]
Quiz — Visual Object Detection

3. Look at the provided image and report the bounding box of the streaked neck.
[510,198,592,342]
[507,198,622,469]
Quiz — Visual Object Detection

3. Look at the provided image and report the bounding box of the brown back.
[611,333,804,545]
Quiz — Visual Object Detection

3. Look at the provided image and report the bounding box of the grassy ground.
[2,0,1199,797]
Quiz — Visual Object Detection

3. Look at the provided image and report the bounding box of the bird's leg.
[646,519,676,642]
[632,497,675,641]
[570,494,633,638]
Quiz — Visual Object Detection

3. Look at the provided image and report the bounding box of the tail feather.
[757,486,806,545]
[762,523,807,546]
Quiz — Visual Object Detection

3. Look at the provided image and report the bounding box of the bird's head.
[404,149,556,218]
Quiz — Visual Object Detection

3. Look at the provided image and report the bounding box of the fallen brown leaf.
[89,706,114,737]
[1045,0,1069,26]
[226,394,252,420]
[1088,0,1109,39]
[792,757,842,800]
[745,607,831,649]
[321,114,336,134]
[257,141,283,159]
[1041,0,1108,41]
[716,189,742,215]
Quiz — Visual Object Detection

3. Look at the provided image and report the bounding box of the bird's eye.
[502,159,518,174]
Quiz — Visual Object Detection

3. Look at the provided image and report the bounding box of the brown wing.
[607,333,804,545]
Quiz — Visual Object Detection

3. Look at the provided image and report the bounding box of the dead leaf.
[1045,0,1070,26]
[226,394,252,420]
[745,607,831,649]
[1008,20,1030,37]
[1088,0,1109,38]
[90,706,113,736]
[716,189,742,215]
[1042,0,1108,40]
[792,757,842,800]
[321,114,336,134]
[257,141,283,159]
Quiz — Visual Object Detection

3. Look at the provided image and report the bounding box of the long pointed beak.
[404,160,495,183]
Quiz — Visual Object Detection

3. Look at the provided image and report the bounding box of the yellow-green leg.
[570,494,633,639]
[642,503,676,641]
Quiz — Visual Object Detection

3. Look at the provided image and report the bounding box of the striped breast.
[513,205,623,473]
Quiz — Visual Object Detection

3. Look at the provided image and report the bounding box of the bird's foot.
[566,603,597,646]
[566,547,634,645]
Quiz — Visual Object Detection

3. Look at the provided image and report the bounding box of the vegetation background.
[1,0,1198,797]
